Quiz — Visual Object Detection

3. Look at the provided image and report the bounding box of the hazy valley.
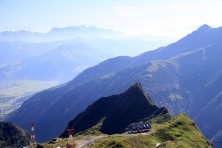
[0,26,167,122]
[2,24,221,148]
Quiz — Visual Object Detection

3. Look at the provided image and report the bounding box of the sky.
[1,0,222,40]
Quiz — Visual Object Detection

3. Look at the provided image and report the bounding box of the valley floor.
[0,80,60,120]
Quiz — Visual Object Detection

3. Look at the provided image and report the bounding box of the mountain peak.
[124,82,154,105]
[125,82,143,93]
[130,82,142,89]
[196,24,212,32]
[61,83,170,137]
[49,25,112,33]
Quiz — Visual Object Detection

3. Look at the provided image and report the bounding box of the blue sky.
[1,0,222,39]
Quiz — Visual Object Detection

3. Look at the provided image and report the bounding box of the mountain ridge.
[0,26,123,42]
[61,83,171,137]
[71,24,220,85]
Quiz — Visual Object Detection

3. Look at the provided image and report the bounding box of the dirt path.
[74,136,105,148]
[74,132,151,148]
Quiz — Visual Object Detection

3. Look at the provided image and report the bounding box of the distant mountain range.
[0,26,167,82]
[0,26,122,42]
[0,26,122,83]
[0,41,58,65]
[61,83,171,137]
[7,24,222,147]
[0,43,107,82]
[0,40,109,119]
[0,24,171,122]
[0,26,168,118]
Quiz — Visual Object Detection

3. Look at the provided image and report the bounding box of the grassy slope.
[40,114,213,148]
[91,114,213,148]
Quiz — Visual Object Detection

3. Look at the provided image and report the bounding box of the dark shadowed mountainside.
[61,83,171,137]
[0,121,30,147]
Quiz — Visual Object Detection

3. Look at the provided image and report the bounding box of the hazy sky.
[1,0,222,39]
